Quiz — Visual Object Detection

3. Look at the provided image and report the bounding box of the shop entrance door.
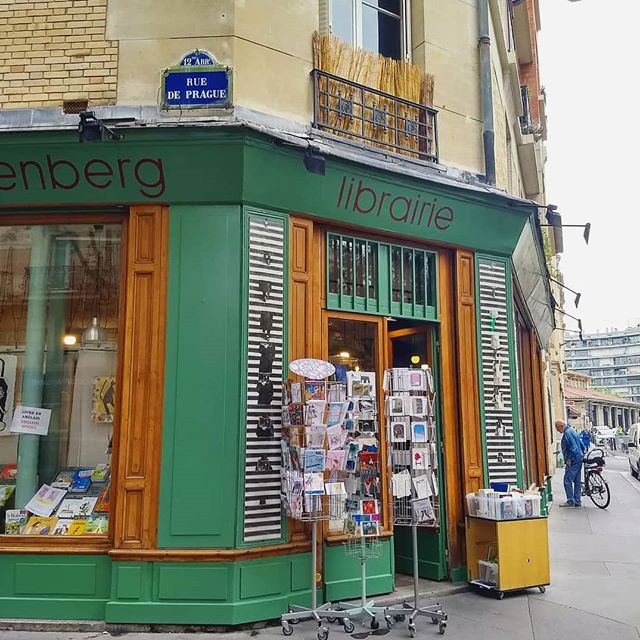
[388,324,448,580]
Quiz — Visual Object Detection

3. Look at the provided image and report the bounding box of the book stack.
[281,372,382,536]
[2,464,110,536]
[385,367,439,527]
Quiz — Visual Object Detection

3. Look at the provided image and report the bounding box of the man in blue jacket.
[555,420,584,507]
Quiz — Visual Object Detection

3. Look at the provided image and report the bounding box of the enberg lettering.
[0,156,165,198]
[335,176,455,231]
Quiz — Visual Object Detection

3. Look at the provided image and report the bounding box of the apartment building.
[0,0,557,625]
[566,326,640,404]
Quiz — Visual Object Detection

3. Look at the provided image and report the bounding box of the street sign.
[161,50,232,110]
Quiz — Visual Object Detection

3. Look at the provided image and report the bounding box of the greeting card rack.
[383,367,448,636]
[280,362,356,640]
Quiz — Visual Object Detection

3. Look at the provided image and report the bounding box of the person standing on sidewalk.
[555,420,584,507]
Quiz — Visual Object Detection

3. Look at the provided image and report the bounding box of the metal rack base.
[383,600,448,636]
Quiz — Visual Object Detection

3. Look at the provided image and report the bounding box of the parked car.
[628,423,640,479]
[592,425,617,447]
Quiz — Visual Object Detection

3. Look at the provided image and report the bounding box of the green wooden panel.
[158,205,243,548]
[157,565,228,601]
[394,527,446,580]
[0,554,111,620]
[323,538,394,601]
[114,566,143,601]
[0,129,244,206]
[243,138,529,256]
[239,562,284,599]
[291,554,311,592]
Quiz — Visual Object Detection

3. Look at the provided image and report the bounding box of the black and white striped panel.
[242,216,285,543]
[477,258,518,484]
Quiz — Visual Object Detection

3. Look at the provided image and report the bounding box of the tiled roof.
[565,386,640,407]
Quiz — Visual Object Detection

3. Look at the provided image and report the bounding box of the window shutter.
[319,0,331,34]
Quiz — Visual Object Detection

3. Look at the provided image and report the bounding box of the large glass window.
[0,223,121,536]
[329,0,406,60]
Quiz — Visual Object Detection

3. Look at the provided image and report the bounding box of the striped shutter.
[242,215,285,543]
[477,257,519,485]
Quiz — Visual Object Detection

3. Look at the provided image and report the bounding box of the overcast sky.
[538,0,640,334]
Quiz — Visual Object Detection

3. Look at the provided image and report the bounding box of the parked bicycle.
[581,447,611,509]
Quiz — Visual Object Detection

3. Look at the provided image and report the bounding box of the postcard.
[52,519,73,535]
[66,519,88,535]
[387,396,405,417]
[361,521,379,537]
[412,497,435,524]
[25,484,66,517]
[305,381,326,402]
[325,481,347,496]
[303,472,325,495]
[0,484,14,508]
[85,514,109,534]
[412,449,427,471]
[307,426,326,449]
[4,509,27,534]
[361,499,378,515]
[391,420,408,442]
[288,403,305,426]
[431,470,439,497]
[411,421,427,442]
[409,396,427,417]
[303,449,325,472]
[24,516,58,535]
[361,470,379,498]
[359,451,378,468]
[306,400,327,426]
[391,471,411,498]
[291,382,302,404]
[413,475,432,499]
[325,449,346,471]
[327,401,349,427]
[326,424,347,450]
[347,371,376,398]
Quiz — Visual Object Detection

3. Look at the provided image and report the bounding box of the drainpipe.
[479,0,496,185]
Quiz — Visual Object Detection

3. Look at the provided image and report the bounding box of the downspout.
[479,0,496,184]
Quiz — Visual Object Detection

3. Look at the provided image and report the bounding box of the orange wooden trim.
[454,250,483,493]
[109,540,313,562]
[438,250,464,570]
[113,205,168,550]
[0,536,110,554]
[530,333,548,485]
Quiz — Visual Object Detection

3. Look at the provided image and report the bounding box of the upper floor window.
[328,0,407,61]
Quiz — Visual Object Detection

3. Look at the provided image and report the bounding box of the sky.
[538,0,640,335]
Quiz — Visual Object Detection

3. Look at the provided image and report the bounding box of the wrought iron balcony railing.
[312,69,439,163]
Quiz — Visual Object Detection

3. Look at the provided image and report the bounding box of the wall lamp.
[303,146,326,175]
[555,306,584,341]
[549,276,582,308]
[540,205,591,245]
[78,111,123,143]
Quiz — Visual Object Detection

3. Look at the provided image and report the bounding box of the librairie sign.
[162,50,232,110]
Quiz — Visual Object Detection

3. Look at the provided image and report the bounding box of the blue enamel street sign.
[161,51,232,110]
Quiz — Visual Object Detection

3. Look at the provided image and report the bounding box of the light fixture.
[539,205,591,245]
[548,276,582,308]
[303,146,325,175]
[411,355,421,365]
[62,334,77,346]
[78,111,123,143]
[82,317,107,346]
[354,365,360,372]
[339,351,350,359]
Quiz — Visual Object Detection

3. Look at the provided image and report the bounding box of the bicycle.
[581,447,611,509]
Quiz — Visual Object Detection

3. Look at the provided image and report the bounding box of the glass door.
[388,324,448,580]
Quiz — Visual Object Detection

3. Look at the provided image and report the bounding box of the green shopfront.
[0,127,545,624]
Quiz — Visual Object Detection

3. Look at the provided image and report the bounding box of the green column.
[39,239,70,485]
[16,226,52,507]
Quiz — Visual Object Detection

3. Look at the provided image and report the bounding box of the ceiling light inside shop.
[62,334,77,346]
[339,351,350,359]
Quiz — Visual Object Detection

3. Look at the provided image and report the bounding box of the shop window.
[327,232,436,320]
[0,223,121,536]
[327,0,407,61]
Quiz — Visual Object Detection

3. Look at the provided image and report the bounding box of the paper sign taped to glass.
[288,358,335,379]
[92,376,115,423]
[10,405,52,436]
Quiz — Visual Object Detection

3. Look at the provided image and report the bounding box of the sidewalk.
[1,454,639,639]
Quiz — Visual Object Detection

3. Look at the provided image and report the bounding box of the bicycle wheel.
[587,472,610,509]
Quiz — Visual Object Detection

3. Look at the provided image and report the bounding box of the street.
[1,453,639,640]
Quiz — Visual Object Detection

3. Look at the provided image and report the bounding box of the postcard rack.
[280,363,356,640]
[383,367,448,636]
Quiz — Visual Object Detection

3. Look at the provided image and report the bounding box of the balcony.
[311,69,439,164]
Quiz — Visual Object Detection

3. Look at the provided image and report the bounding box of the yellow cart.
[465,515,550,599]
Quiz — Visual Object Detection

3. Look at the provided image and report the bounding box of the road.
[1,453,639,639]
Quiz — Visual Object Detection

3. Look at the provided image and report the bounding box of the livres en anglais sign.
[10,405,52,436]
[162,50,232,109]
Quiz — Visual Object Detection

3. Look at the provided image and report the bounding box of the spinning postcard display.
[281,363,382,535]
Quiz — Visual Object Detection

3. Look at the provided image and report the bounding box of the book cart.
[383,367,448,636]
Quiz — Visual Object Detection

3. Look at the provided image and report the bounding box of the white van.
[628,424,640,479]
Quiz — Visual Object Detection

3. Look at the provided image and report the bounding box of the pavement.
[1,453,639,640]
